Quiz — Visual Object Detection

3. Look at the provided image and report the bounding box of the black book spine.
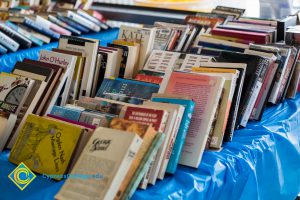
[0,23,32,48]
[237,59,264,128]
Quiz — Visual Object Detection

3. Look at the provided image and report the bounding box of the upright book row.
[0,6,299,200]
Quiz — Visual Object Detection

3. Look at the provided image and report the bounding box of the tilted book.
[55,127,142,200]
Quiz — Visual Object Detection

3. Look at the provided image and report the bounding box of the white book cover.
[35,15,71,35]
[118,25,156,68]
[143,50,181,73]
[159,72,225,168]
[67,11,100,32]
[58,36,99,98]
[179,54,214,72]
[142,101,178,184]
[55,127,142,200]
[39,50,77,107]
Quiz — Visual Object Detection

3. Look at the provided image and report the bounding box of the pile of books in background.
[0,5,300,200]
[0,1,110,54]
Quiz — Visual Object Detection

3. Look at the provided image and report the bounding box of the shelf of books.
[0,2,299,200]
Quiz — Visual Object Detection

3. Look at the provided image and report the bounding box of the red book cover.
[122,106,167,132]
[135,74,163,84]
[211,28,269,44]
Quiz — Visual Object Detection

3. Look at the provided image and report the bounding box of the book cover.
[35,15,72,36]
[57,14,89,33]
[0,111,17,152]
[55,127,142,200]
[9,114,83,179]
[79,110,116,128]
[23,17,60,39]
[0,22,31,48]
[48,15,81,35]
[96,78,159,104]
[66,11,100,32]
[0,73,35,114]
[0,30,19,52]
[159,71,225,168]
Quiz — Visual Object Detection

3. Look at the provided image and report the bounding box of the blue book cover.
[152,97,195,174]
[50,106,83,121]
[96,78,160,104]
[57,15,90,34]
[0,44,7,54]
[23,17,60,39]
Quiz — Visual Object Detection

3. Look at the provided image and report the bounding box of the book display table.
[0,29,299,200]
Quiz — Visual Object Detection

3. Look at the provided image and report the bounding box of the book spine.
[57,15,89,33]
[50,106,82,121]
[166,101,195,174]
[158,107,183,179]
[23,17,60,39]
[239,59,266,127]
[48,15,81,35]
[121,133,165,200]
[0,23,31,48]
[67,11,100,32]
[0,31,19,52]
[0,44,7,54]
[6,22,43,46]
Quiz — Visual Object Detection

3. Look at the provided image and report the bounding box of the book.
[191,67,238,149]
[55,127,142,200]
[179,54,214,72]
[5,21,43,46]
[9,114,84,179]
[0,111,17,152]
[35,15,72,36]
[159,71,225,168]
[50,105,83,121]
[18,23,51,44]
[48,15,81,35]
[143,50,181,73]
[287,54,300,98]
[0,22,31,48]
[39,50,77,108]
[58,35,99,98]
[0,73,35,114]
[65,10,100,32]
[109,118,156,200]
[96,78,159,105]
[118,25,156,68]
[120,132,165,200]
[0,29,19,52]
[57,14,90,34]
[23,17,60,39]
[77,9,109,30]
[78,110,116,128]
[151,96,195,174]
[143,101,185,181]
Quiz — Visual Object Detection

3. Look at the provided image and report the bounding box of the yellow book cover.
[113,39,139,47]
[109,118,156,200]
[9,114,83,179]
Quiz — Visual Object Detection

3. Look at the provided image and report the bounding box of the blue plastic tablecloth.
[0,28,299,200]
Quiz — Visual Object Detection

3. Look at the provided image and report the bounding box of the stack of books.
[0,5,299,200]
[0,5,110,54]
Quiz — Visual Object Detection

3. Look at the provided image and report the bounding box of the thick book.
[151,97,195,174]
[55,127,142,200]
[96,78,159,104]
[58,35,99,98]
[159,71,225,168]
[109,118,156,200]
[9,114,84,179]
